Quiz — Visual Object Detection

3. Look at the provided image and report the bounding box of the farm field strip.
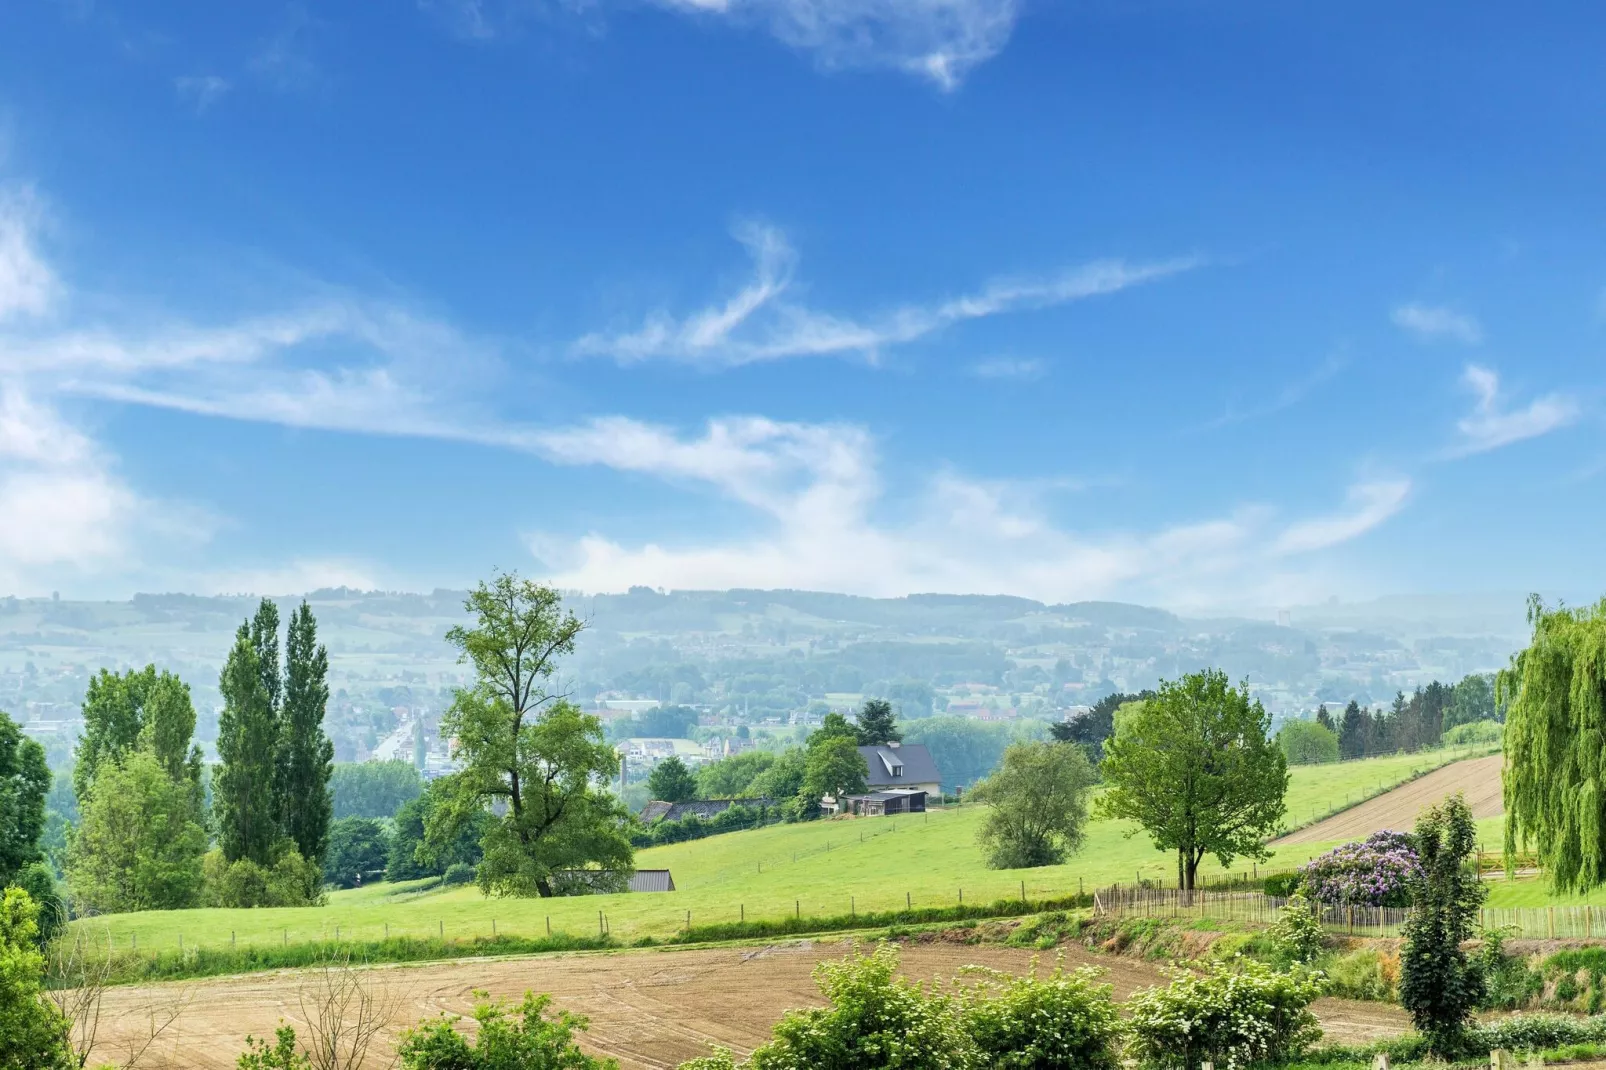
[84,939,1410,1070]
[1272,753,1505,846]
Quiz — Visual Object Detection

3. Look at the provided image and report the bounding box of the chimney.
[887,741,901,748]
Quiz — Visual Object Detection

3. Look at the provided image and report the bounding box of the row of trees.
[55,599,336,915]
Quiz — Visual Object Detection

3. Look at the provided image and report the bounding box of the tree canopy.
[428,573,632,897]
[0,888,73,1070]
[801,736,868,813]
[854,699,901,745]
[1276,719,1339,766]
[67,749,208,913]
[1099,669,1288,890]
[278,602,334,868]
[0,711,48,888]
[215,622,279,866]
[970,740,1097,869]
[1500,596,1606,890]
[74,665,200,803]
[331,760,424,820]
[646,756,699,802]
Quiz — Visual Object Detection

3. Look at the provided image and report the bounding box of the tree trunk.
[1184,853,1200,892]
[536,876,553,898]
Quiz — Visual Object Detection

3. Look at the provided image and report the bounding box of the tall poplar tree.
[1501,596,1606,890]
[214,626,279,865]
[279,602,334,867]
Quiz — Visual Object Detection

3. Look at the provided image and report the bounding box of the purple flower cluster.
[1299,830,1420,907]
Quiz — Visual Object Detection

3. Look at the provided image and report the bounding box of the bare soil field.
[1273,754,1505,848]
[86,939,1407,1069]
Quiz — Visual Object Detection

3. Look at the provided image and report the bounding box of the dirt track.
[1273,754,1505,847]
[87,940,1407,1069]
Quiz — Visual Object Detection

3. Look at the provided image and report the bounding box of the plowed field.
[1272,754,1504,847]
[85,940,1407,1069]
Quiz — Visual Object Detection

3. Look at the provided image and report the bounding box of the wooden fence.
[1093,884,1606,940]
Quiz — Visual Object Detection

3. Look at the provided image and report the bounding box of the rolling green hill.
[69,745,1490,958]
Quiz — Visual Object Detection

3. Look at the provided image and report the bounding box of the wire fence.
[1092,883,1606,940]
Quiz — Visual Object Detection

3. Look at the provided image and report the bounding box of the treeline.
[1274,673,1499,765]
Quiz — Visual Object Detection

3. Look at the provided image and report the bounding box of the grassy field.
[67,745,1491,956]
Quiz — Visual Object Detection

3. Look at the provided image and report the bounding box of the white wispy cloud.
[174,75,232,113]
[650,0,1020,90]
[1450,364,1579,456]
[523,414,1409,607]
[968,357,1046,381]
[574,222,1200,367]
[1392,303,1483,345]
[0,188,57,321]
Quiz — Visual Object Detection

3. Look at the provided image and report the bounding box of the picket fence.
[1093,884,1606,940]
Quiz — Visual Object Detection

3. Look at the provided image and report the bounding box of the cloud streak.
[524,414,1410,607]
[574,222,1200,367]
[650,0,1021,90]
[1392,303,1483,344]
[1450,364,1578,456]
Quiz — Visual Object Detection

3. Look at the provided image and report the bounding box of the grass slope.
[69,746,1484,955]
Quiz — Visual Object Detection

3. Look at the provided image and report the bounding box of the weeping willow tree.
[1500,595,1606,890]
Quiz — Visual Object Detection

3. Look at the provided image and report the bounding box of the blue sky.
[0,1,1601,609]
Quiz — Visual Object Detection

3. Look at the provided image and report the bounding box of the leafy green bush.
[679,943,975,1069]
[11,861,64,947]
[1324,948,1397,1003]
[1472,1012,1606,1053]
[204,844,325,908]
[961,957,1121,1070]
[1441,720,1502,747]
[1005,911,1080,950]
[0,888,73,1070]
[442,862,475,886]
[237,1026,312,1069]
[400,990,616,1069]
[1268,893,1325,964]
[1124,957,1325,1070]
[1477,928,1543,1010]
[1263,872,1302,898]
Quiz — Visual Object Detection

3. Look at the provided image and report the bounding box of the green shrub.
[237,1025,312,1069]
[1263,872,1302,898]
[400,990,616,1069]
[11,861,64,948]
[442,862,475,887]
[1441,720,1502,746]
[0,888,73,1070]
[1268,893,1325,964]
[1005,911,1079,950]
[1472,1012,1606,1053]
[1124,957,1325,1070]
[1324,948,1398,1003]
[1478,928,1543,1010]
[205,845,325,908]
[680,943,975,1069]
[961,957,1122,1070]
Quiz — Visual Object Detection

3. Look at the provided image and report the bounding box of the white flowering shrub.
[961,957,1122,1070]
[1268,892,1326,964]
[1124,957,1325,1070]
[746,943,976,1070]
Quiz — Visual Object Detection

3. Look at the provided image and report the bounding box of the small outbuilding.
[840,788,928,817]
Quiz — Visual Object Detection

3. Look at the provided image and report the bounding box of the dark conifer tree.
[1338,700,1368,759]
[1315,703,1335,733]
[279,602,334,867]
[214,626,278,865]
[854,698,902,745]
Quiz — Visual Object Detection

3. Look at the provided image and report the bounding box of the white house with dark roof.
[858,742,941,797]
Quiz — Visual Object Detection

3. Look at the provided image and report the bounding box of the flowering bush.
[1299,831,1420,906]
[961,957,1122,1070]
[1124,957,1325,1070]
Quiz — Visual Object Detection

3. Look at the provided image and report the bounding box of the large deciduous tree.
[1400,792,1486,1055]
[428,573,632,898]
[800,735,868,814]
[970,740,1097,869]
[215,624,280,866]
[1098,669,1288,891]
[1500,596,1606,890]
[67,750,208,913]
[279,602,334,867]
[0,711,49,888]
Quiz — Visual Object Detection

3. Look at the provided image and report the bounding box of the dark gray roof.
[847,789,930,803]
[552,868,676,893]
[858,744,940,789]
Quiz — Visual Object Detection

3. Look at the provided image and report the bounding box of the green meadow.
[68,745,1490,957]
